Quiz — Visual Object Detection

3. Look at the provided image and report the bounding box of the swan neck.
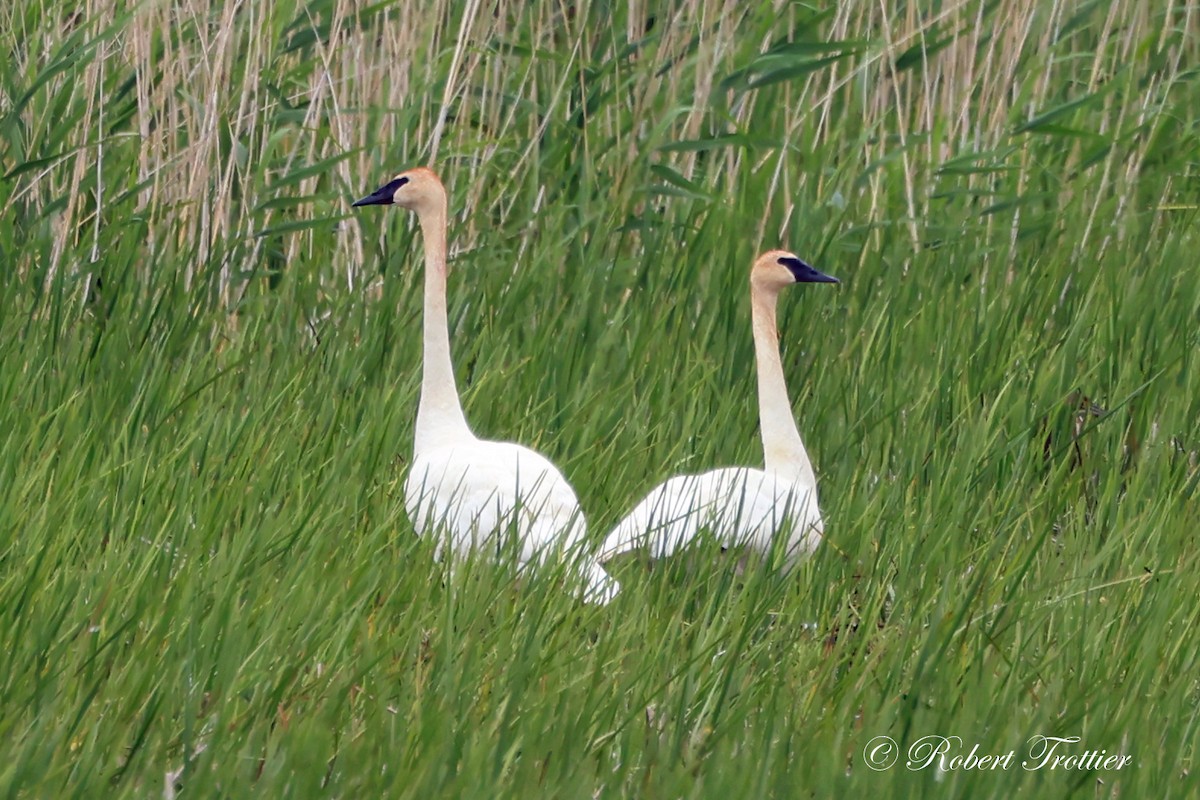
[415,197,471,452]
[750,284,815,486]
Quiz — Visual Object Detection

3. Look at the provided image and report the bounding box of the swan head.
[752,249,839,292]
[352,167,446,212]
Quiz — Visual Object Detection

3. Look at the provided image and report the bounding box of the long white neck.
[414,197,472,454]
[750,283,816,486]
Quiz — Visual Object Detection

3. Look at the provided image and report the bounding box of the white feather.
[406,440,618,604]
[598,467,822,565]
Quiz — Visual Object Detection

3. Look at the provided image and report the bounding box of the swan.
[352,167,618,604]
[598,249,838,568]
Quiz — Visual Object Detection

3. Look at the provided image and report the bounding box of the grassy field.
[2,0,1199,796]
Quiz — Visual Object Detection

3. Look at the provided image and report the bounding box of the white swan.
[598,250,838,568]
[352,167,618,603]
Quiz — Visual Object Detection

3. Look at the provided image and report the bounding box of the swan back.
[599,467,822,565]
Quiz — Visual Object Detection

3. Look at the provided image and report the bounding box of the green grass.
[2,0,1199,796]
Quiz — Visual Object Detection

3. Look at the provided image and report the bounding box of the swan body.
[404,440,614,596]
[353,168,617,604]
[599,250,837,568]
[598,467,823,565]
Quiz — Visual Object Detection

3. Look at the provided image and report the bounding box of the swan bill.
[352,176,410,207]
[777,255,839,284]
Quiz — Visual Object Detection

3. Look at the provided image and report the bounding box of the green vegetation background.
[1,0,1197,796]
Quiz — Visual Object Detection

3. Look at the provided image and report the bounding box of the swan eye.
[376,176,410,197]
[777,256,840,285]
[777,256,810,272]
[352,175,410,207]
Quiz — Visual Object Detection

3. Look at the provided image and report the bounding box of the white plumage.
[598,249,838,568]
[598,467,823,565]
[353,167,617,604]
[404,440,616,601]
